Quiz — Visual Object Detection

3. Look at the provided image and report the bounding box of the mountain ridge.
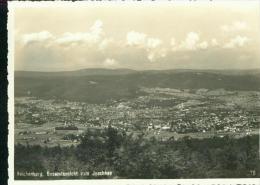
[15,68,260,77]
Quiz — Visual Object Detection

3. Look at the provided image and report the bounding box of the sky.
[12,1,260,71]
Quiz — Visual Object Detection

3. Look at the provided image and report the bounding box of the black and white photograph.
[8,1,260,184]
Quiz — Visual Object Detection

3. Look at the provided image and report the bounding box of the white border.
[8,3,15,185]
[7,1,260,185]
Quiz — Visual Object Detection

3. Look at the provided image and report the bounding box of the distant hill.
[14,68,260,103]
[15,68,260,77]
[15,68,137,77]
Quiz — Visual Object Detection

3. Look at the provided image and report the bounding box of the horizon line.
[14,67,260,73]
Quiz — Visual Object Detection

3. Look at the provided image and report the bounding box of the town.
[15,88,260,147]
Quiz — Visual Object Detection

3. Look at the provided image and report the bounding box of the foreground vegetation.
[15,127,259,179]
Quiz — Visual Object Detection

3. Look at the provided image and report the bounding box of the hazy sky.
[13,1,260,71]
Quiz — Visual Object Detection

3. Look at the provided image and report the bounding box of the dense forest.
[15,127,259,179]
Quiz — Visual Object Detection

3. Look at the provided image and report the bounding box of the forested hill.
[15,69,260,103]
[15,68,137,77]
[15,68,260,77]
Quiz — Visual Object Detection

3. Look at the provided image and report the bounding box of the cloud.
[211,38,219,47]
[221,21,249,32]
[147,53,155,62]
[98,38,114,50]
[126,31,165,62]
[171,38,182,52]
[103,58,117,67]
[223,35,250,49]
[126,31,163,48]
[126,31,147,46]
[147,48,167,62]
[180,32,200,50]
[21,20,105,47]
[146,38,162,49]
[55,32,88,44]
[18,22,256,71]
[22,31,54,45]
[146,39,165,62]
[90,20,103,36]
[145,37,164,62]
[175,32,210,51]
[198,41,208,49]
[55,20,103,45]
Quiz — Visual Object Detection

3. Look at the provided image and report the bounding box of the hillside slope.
[15,69,260,103]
